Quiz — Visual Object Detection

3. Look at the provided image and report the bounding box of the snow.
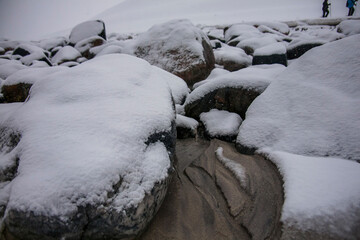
[214,44,252,66]
[0,61,28,79]
[193,68,230,89]
[4,66,68,86]
[185,64,285,105]
[13,44,50,66]
[248,21,290,35]
[337,19,360,35]
[1,54,179,217]
[69,20,105,45]
[74,36,105,54]
[200,109,242,137]
[261,150,360,238]
[224,24,260,43]
[215,147,247,188]
[38,37,66,51]
[237,34,360,161]
[95,45,123,57]
[236,35,278,54]
[131,19,210,73]
[51,46,81,65]
[254,42,287,56]
[176,114,199,130]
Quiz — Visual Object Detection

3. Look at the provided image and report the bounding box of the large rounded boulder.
[69,20,107,46]
[133,19,215,87]
[0,54,188,239]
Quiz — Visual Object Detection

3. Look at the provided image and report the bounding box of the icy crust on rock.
[237,34,360,161]
[185,64,285,105]
[262,150,360,239]
[1,54,180,217]
[200,109,242,137]
[4,66,68,86]
[132,19,211,73]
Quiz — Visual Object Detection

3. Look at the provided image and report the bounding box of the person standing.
[322,0,331,17]
[347,0,357,16]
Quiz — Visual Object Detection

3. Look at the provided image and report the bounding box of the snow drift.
[237,34,360,161]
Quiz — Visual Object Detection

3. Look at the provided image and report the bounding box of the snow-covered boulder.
[74,36,106,59]
[1,66,67,102]
[133,19,215,87]
[95,45,122,57]
[184,68,276,120]
[38,37,67,51]
[69,20,106,46]
[51,46,81,65]
[253,42,287,66]
[337,20,360,36]
[236,35,278,55]
[193,68,230,89]
[0,47,4,55]
[224,24,260,44]
[176,114,199,139]
[237,34,360,161]
[262,151,360,240]
[286,38,325,60]
[214,44,252,71]
[200,109,242,141]
[203,27,225,42]
[0,61,27,80]
[255,22,290,36]
[12,44,52,66]
[0,40,21,52]
[0,54,186,239]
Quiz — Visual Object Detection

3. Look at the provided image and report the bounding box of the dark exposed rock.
[287,42,324,59]
[13,47,30,57]
[176,126,197,139]
[0,127,21,182]
[185,87,264,120]
[12,44,52,66]
[69,20,107,46]
[222,59,250,72]
[1,83,32,103]
[253,53,287,66]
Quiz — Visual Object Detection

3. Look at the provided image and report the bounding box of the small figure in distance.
[347,0,357,16]
[322,0,331,17]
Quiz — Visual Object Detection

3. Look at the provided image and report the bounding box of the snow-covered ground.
[1,0,360,239]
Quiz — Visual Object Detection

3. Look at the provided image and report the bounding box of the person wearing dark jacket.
[322,0,330,17]
[347,0,357,16]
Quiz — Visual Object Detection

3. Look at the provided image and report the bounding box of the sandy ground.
[140,138,284,240]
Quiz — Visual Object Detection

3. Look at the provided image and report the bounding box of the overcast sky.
[0,0,123,40]
[0,0,355,41]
